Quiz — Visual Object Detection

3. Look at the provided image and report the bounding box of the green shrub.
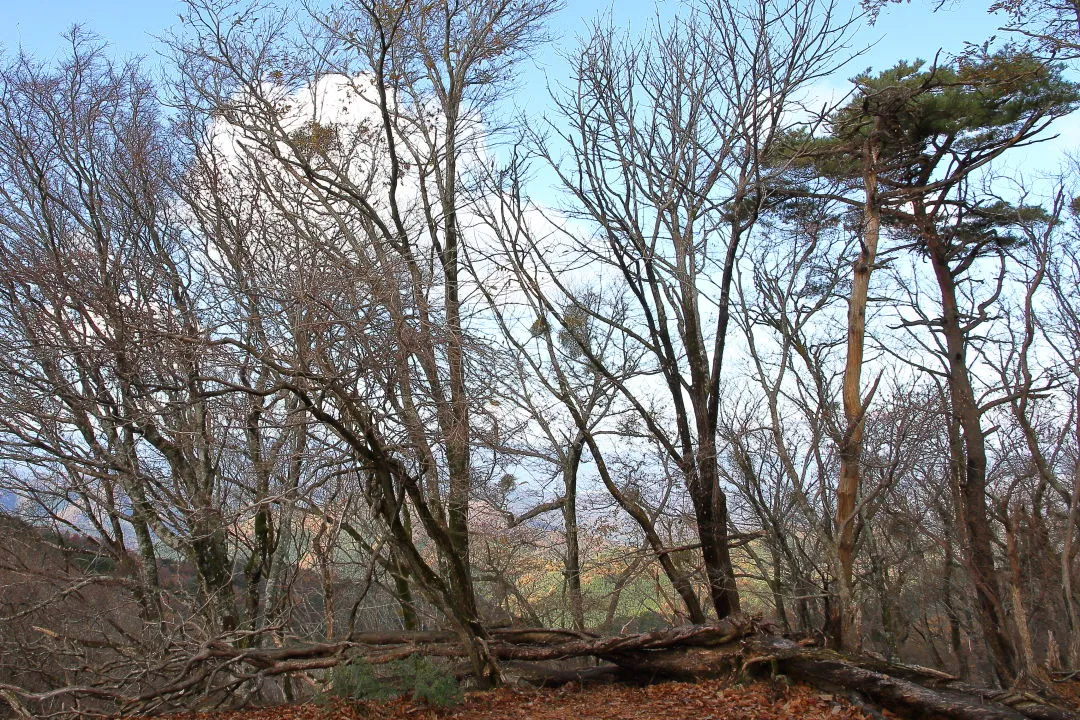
[329,654,461,707]
[329,657,396,702]
[394,654,462,706]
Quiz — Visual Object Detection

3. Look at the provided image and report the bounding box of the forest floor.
[147,679,891,720]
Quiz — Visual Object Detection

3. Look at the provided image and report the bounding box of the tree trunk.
[125,486,163,625]
[390,549,419,632]
[191,524,239,634]
[926,227,1018,687]
[833,129,881,651]
[1003,504,1046,684]
[693,437,740,619]
[583,433,707,624]
[1063,381,1080,668]
[563,437,586,631]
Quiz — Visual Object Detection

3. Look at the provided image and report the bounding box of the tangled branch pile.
[3,617,1076,720]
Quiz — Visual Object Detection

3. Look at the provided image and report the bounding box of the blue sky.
[1,0,1072,175]
[1,1,1006,69]
[1,1,184,60]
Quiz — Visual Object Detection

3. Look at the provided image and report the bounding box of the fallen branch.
[1,616,1074,720]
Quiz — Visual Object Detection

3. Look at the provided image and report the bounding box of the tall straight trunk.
[263,500,293,638]
[243,399,273,638]
[697,209,753,621]
[926,228,1018,687]
[319,533,336,640]
[117,430,164,625]
[438,109,489,685]
[943,561,974,681]
[362,454,498,686]
[130,515,162,624]
[1063,381,1080,667]
[683,411,740,620]
[866,531,897,660]
[391,563,419,631]
[832,128,881,651]
[244,502,271,633]
[772,549,791,632]
[443,147,471,565]
[563,437,585,631]
[943,474,975,682]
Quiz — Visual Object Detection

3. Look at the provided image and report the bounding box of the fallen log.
[186,615,757,672]
[742,637,1075,720]
[593,633,1074,720]
[203,617,1073,720]
[3,616,1075,720]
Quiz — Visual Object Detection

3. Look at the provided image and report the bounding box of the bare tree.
[0,34,245,633]
[487,0,853,620]
[170,0,558,683]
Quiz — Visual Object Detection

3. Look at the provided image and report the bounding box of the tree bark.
[926,226,1018,686]
[1063,381,1080,668]
[832,124,882,652]
[563,436,586,631]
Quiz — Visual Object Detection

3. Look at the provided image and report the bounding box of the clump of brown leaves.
[149,679,881,720]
